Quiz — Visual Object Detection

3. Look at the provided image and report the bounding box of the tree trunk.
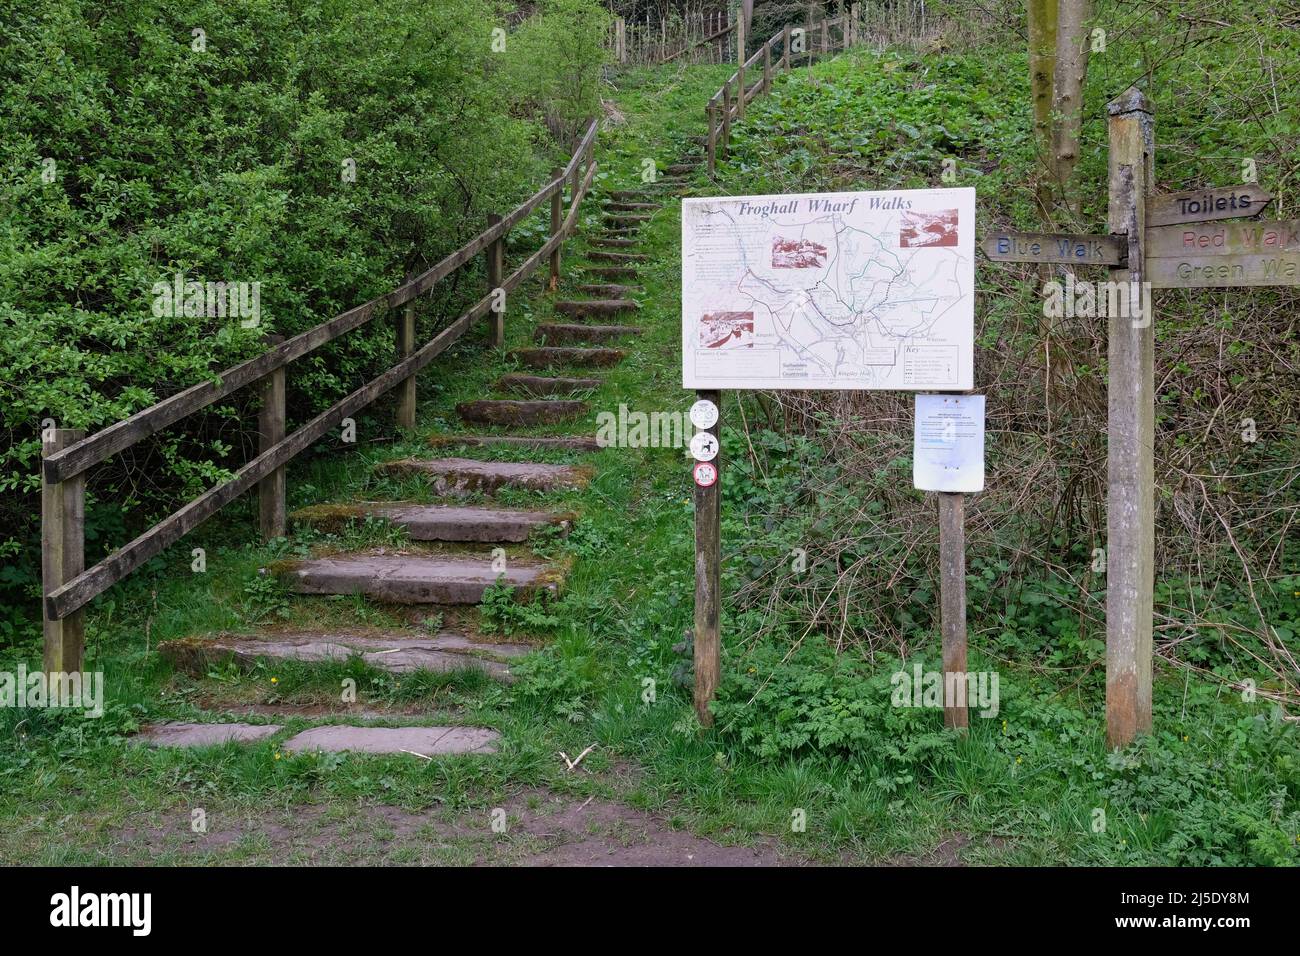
[1049,0,1093,218]
[1027,0,1058,226]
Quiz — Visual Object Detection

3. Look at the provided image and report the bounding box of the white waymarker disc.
[689,431,719,462]
[689,399,719,430]
[693,461,718,487]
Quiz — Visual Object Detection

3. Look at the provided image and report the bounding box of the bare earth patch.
[105,789,799,867]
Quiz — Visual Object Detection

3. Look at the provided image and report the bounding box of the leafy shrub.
[0,0,608,627]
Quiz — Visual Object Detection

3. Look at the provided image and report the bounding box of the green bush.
[0,0,607,629]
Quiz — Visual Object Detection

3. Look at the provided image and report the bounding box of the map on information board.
[682,187,975,390]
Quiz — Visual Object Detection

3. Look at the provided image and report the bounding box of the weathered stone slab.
[159,630,528,679]
[602,214,653,228]
[554,299,639,318]
[581,267,639,281]
[427,433,601,452]
[274,552,564,604]
[496,373,602,397]
[589,237,640,248]
[281,725,500,755]
[534,324,643,345]
[588,251,649,263]
[603,202,659,212]
[377,456,593,493]
[509,347,626,369]
[290,502,570,542]
[456,399,588,427]
[575,284,642,298]
[137,722,281,747]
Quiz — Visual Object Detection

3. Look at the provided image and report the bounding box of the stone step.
[457,398,588,427]
[290,502,572,542]
[598,227,642,238]
[588,251,649,263]
[160,629,532,680]
[582,266,639,281]
[273,552,564,604]
[603,214,653,227]
[576,284,642,297]
[589,237,640,248]
[666,163,697,175]
[429,433,602,452]
[496,372,602,397]
[378,456,593,493]
[603,201,659,212]
[510,346,626,368]
[555,298,639,318]
[282,725,500,756]
[606,189,659,200]
[535,323,643,345]
[138,722,281,747]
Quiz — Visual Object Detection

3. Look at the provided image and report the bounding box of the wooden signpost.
[691,393,722,727]
[980,88,1299,748]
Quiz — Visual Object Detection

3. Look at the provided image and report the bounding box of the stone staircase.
[152,144,706,758]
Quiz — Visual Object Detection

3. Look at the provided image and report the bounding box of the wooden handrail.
[42,117,600,622]
[44,120,598,485]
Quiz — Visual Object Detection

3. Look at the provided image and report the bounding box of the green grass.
[2,50,1297,867]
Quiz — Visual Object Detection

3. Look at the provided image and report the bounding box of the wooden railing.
[39,118,601,673]
[706,9,860,177]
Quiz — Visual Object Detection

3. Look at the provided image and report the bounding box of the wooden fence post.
[850,2,860,45]
[486,213,505,348]
[693,390,722,726]
[706,102,717,177]
[394,300,416,431]
[1105,87,1155,749]
[721,83,732,155]
[736,8,746,120]
[43,427,86,682]
[821,17,829,55]
[257,335,287,539]
[939,491,968,729]
[549,166,562,288]
[763,40,771,92]
[783,23,791,70]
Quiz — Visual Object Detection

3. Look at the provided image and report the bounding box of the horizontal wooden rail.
[42,117,600,626]
[660,21,735,64]
[45,120,598,485]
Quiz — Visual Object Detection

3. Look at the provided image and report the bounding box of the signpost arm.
[1104,87,1155,748]
[693,389,722,727]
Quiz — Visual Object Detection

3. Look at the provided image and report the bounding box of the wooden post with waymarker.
[1104,87,1155,749]
[43,426,86,684]
[691,391,722,726]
